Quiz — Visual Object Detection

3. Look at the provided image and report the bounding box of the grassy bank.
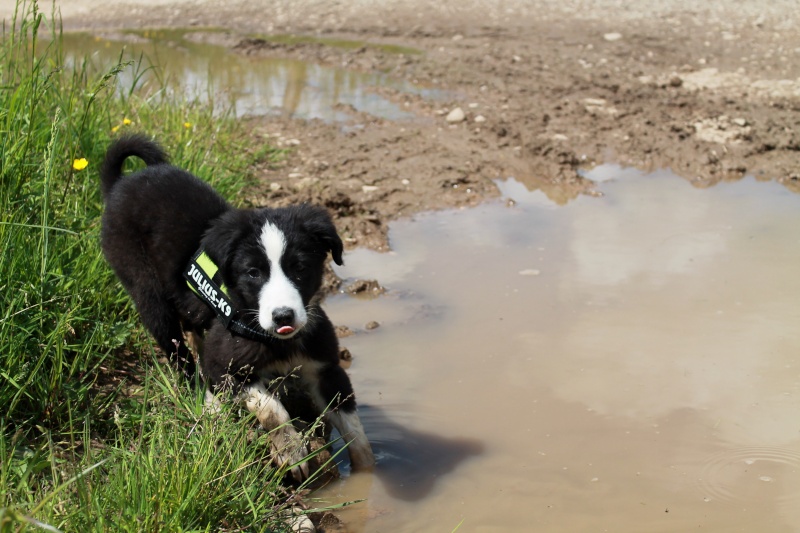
[0,1,302,530]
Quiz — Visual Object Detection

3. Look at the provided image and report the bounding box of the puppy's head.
[204,205,343,339]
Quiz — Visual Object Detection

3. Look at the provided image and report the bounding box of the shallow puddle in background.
[323,166,800,532]
[61,31,432,120]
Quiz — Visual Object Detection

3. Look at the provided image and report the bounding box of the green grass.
[0,1,308,531]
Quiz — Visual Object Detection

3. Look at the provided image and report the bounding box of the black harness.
[183,249,271,343]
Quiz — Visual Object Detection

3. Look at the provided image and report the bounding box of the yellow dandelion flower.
[122,117,132,125]
[111,125,120,133]
[183,122,192,129]
[72,158,89,171]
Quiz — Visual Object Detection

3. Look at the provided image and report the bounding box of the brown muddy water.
[323,166,800,532]
[62,30,432,120]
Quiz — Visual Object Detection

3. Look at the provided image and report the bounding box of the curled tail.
[100,134,170,200]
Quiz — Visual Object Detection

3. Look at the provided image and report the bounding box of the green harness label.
[184,251,234,327]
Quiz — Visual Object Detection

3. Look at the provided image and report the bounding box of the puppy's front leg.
[326,408,375,471]
[240,381,310,481]
[303,364,375,471]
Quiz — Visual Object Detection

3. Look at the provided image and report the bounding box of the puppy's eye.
[246,268,262,279]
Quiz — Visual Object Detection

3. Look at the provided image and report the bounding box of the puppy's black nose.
[272,307,295,327]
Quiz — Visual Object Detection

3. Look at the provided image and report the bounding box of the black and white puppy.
[100,134,375,478]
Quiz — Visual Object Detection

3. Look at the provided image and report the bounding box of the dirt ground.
[4,0,798,252]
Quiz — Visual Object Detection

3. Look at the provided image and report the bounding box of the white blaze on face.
[258,221,307,335]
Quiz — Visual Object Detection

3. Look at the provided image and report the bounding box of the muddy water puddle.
[61,31,430,120]
[323,166,800,532]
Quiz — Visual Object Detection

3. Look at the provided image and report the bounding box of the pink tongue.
[277,325,295,335]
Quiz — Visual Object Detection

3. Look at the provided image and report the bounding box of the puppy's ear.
[304,205,344,266]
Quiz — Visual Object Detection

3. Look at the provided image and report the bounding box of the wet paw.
[270,424,311,482]
[348,441,376,471]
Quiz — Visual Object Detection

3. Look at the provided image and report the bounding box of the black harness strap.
[228,319,271,343]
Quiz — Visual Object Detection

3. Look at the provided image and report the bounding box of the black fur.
[99,134,352,417]
[101,134,229,379]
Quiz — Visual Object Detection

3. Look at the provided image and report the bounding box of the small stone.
[668,75,683,87]
[338,346,353,362]
[285,138,301,146]
[552,134,569,141]
[335,325,354,338]
[314,511,348,533]
[583,98,607,107]
[468,102,480,109]
[732,117,748,127]
[365,321,380,330]
[288,172,303,179]
[446,107,466,123]
[474,115,486,123]
[401,178,411,185]
[269,182,281,191]
[362,185,379,193]
[294,176,319,190]
[603,32,622,42]
[512,55,522,62]
[345,279,385,296]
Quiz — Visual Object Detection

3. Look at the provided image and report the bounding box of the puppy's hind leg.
[240,381,310,482]
[131,283,197,382]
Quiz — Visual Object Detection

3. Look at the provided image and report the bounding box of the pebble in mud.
[365,320,380,330]
[338,346,353,362]
[344,279,385,297]
[335,325,354,338]
[446,107,466,122]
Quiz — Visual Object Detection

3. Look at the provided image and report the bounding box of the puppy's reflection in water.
[328,404,485,501]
